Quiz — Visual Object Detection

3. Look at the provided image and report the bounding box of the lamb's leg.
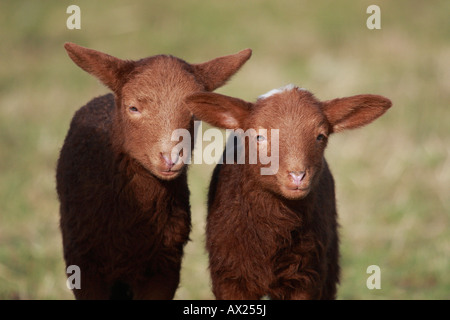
[133,272,180,300]
[284,290,315,300]
[269,277,322,300]
[71,270,110,300]
[212,278,261,300]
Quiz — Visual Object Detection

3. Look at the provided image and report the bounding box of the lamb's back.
[56,94,115,203]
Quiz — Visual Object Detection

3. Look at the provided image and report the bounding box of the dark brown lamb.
[185,84,392,299]
[56,43,251,299]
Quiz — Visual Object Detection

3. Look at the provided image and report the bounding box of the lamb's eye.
[257,135,266,142]
[316,134,326,141]
[129,106,139,113]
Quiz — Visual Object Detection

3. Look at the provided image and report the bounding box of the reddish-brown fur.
[56,43,251,299]
[185,86,392,299]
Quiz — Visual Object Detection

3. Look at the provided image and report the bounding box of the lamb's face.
[64,43,252,181]
[249,86,329,200]
[186,84,391,199]
[119,57,201,180]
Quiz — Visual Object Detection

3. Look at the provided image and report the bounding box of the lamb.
[56,43,251,299]
[185,84,392,299]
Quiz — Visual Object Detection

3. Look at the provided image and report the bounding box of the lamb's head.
[64,43,251,180]
[185,85,391,199]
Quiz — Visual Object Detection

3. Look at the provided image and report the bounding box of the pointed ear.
[185,92,252,129]
[64,42,134,92]
[322,94,392,133]
[191,49,252,91]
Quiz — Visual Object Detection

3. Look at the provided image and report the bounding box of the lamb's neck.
[239,168,316,226]
[111,151,183,211]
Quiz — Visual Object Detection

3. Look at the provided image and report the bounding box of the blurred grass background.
[0,0,448,299]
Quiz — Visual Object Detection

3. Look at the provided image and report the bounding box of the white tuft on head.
[258,84,306,100]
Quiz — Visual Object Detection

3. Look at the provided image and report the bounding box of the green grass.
[0,0,448,299]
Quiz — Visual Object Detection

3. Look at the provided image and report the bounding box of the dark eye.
[129,106,140,113]
[316,134,326,141]
[257,135,266,142]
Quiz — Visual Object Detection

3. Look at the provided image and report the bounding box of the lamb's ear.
[191,49,252,91]
[322,94,392,133]
[185,92,252,129]
[64,42,134,92]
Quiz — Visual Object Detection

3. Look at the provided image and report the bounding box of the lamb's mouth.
[279,184,311,199]
[159,170,180,177]
[283,185,310,192]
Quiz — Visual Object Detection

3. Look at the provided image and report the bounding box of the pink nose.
[289,171,306,186]
[161,153,179,169]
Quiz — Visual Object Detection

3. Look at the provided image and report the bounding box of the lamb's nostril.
[289,171,306,185]
[171,152,179,165]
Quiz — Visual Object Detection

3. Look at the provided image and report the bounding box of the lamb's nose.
[289,171,306,186]
[161,152,179,169]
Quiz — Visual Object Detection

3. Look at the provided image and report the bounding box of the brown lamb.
[185,84,392,299]
[56,43,251,299]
